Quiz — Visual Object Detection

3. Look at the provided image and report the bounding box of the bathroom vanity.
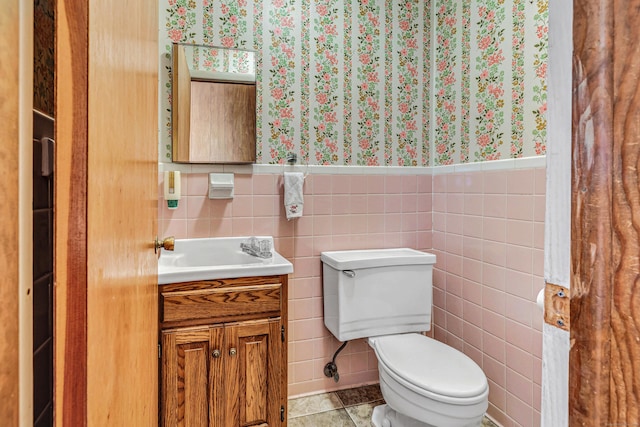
[158,274,288,426]
[157,237,293,427]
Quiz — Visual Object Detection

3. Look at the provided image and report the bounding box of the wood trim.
[0,2,21,425]
[55,0,88,425]
[544,282,569,331]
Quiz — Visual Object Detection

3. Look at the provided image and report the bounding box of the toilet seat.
[369,333,489,427]
[369,333,488,404]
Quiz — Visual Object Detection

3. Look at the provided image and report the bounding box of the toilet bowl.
[369,334,488,427]
[321,248,489,427]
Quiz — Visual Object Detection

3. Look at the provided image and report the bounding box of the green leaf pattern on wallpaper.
[158,0,547,165]
[532,0,548,156]
[355,0,382,166]
[474,0,506,161]
[267,0,297,163]
[434,0,458,166]
[511,0,526,158]
[312,1,341,165]
[395,1,421,167]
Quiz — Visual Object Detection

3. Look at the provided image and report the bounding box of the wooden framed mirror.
[171,43,256,164]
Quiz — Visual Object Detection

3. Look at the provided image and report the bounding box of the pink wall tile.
[507,343,534,379]
[351,175,369,194]
[312,175,332,194]
[507,368,533,406]
[507,195,535,221]
[483,353,506,388]
[534,168,546,194]
[483,286,506,315]
[447,193,464,213]
[446,174,465,193]
[186,173,208,195]
[463,321,483,350]
[159,167,544,426]
[463,215,483,238]
[464,173,484,193]
[332,195,351,214]
[464,194,484,215]
[506,391,534,427]
[232,195,253,217]
[402,175,418,193]
[506,169,535,195]
[484,195,507,220]
[483,309,506,339]
[385,175,403,193]
[332,175,351,194]
[483,171,508,194]
[384,194,403,213]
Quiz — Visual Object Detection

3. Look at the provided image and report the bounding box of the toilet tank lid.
[321,248,436,270]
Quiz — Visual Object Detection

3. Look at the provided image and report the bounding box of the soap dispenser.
[164,171,181,209]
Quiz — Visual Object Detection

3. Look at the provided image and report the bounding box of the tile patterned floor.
[288,384,499,427]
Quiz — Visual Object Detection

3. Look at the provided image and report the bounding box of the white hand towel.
[284,172,305,220]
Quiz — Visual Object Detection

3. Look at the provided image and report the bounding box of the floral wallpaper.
[159,0,548,166]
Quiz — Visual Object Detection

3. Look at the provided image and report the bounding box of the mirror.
[171,43,256,164]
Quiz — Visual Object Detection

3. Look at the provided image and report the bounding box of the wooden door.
[225,319,284,427]
[55,0,159,425]
[0,2,28,425]
[162,327,224,427]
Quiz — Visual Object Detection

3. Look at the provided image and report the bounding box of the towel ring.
[283,152,309,177]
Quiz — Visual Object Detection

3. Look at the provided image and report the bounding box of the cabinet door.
[162,327,224,427]
[224,319,284,427]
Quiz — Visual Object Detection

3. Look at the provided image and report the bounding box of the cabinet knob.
[212,349,221,358]
[229,348,237,356]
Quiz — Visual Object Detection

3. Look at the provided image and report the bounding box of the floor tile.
[345,400,385,427]
[482,416,499,427]
[335,384,384,407]
[288,392,344,418]
[288,408,355,427]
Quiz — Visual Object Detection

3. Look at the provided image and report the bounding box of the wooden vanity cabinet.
[159,275,288,427]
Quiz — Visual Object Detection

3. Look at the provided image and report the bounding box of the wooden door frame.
[55,0,89,425]
[571,0,640,424]
[0,1,34,425]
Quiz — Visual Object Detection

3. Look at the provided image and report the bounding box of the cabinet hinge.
[280,405,285,422]
[281,325,285,343]
[158,343,161,359]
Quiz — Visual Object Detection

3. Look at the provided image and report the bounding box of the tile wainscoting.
[158,158,545,427]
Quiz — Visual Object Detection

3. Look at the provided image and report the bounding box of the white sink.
[158,236,293,284]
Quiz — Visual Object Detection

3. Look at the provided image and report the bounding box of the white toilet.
[321,248,489,427]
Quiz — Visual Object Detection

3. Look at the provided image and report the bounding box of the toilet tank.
[321,248,436,342]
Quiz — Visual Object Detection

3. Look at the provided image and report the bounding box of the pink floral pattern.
[460,0,471,163]
[532,0,548,155]
[473,0,506,161]
[344,1,354,164]
[355,0,382,166]
[219,0,248,48]
[267,0,296,163]
[395,0,420,167]
[166,0,197,43]
[254,0,264,162]
[384,0,394,165]
[313,1,340,165]
[300,0,311,164]
[159,0,547,166]
[422,0,432,166]
[511,0,525,157]
[434,0,457,166]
